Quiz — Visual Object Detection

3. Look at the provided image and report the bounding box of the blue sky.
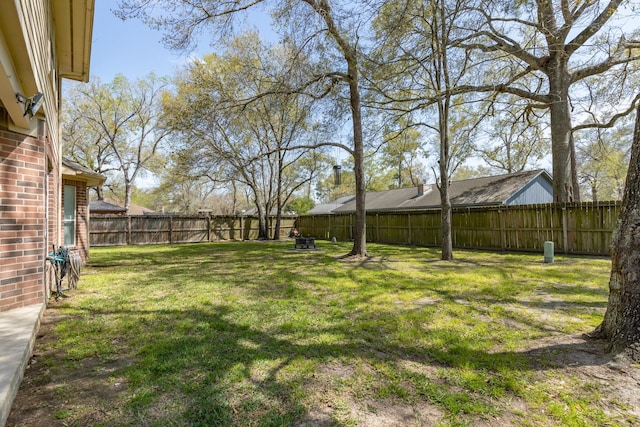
[89,2,275,82]
[89,2,195,81]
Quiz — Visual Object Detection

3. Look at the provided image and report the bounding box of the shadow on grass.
[60,299,614,426]
[65,242,615,424]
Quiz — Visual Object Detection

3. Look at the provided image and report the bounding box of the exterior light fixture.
[16,92,44,118]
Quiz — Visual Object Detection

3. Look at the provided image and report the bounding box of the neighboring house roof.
[327,170,553,214]
[308,195,356,214]
[89,200,126,214]
[241,207,297,216]
[128,202,157,216]
[61,158,106,187]
[89,198,157,215]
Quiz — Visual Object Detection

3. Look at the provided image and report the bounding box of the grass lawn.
[9,241,639,426]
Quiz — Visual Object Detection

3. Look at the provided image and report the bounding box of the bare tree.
[62,81,118,200]
[371,0,482,260]
[459,0,640,202]
[474,98,550,174]
[63,74,171,212]
[576,125,631,202]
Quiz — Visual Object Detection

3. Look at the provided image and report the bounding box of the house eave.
[52,0,95,82]
[61,164,105,187]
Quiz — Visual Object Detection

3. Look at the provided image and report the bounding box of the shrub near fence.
[296,201,620,256]
[89,215,297,246]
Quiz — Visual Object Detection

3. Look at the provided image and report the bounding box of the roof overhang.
[62,161,106,187]
[0,3,32,129]
[53,0,95,82]
[0,1,94,130]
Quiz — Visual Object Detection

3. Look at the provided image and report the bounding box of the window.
[64,185,76,246]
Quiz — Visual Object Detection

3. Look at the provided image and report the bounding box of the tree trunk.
[591,101,640,362]
[273,153,284,240]
[440,181,453,260]
[438,99,453,261]
[569,133,581,202]
[548,62,576,203]
[310,0,367,258]
[124,181,132,215]
[347,60,368,257]
[256,203,269,240]
[273,207,282,241]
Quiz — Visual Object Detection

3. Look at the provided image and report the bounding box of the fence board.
[90,215,297,246]
[296,201,620,256]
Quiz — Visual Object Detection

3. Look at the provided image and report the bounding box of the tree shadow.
[59,243,619,424]
[54,294,619,426]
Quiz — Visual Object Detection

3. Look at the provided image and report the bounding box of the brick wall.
[0,129,50,312]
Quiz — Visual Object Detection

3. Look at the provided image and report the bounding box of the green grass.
[40,241,630,426]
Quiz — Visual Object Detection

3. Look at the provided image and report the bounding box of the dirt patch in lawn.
[524,334,640,422]
[5,305,132,427]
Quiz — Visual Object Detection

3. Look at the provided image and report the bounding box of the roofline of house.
[61,159,106,187]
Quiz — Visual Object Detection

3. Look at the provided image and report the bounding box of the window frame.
[63,184,76,246]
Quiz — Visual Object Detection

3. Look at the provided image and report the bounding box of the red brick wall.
[0,129,49,312]
[62,179,89,262]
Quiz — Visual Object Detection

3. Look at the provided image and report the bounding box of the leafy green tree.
[164,33,324,239]
[284,196,315,215]
[576,124,632,201]
[314,153,397,203]
[118,0,376,256]
[62,74,171,212]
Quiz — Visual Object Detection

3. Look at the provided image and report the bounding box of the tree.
[164,34,323,239]
[576,125,631,202]
[153,169,221,214]
[474,97,549,174]
[372,0,482,260]
[63,80,119,200]
[460,0,640,202]
[590,100,640,362]
[63,74,171,212]
[117,0,374,257]
[381,124,427,188]
[314,152,398,204]
[284,196,315,215]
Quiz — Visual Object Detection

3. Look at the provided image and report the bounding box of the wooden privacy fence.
[296,202,621,256]
[89,215,297,246]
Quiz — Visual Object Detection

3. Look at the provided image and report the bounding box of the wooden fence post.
[89,203,619,254]
[327,216,335,239]
[127,215,131,245]
[562,206,568,254]
[499,209,506,251]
